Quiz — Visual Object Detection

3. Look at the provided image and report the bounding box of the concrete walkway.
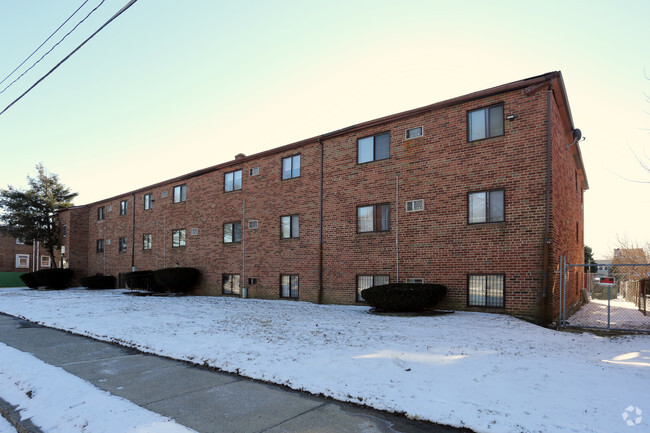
[0,314,471,433]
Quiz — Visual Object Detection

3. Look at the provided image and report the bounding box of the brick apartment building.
[55,71,587,323]
[0,232,52,272]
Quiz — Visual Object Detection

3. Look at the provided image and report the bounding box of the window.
[40,256,51,268]
[406,199,424,212]
[62,224,67,238]
[280,274,299,298]
[468,104,504,141]
[119,237,127,253]
[358,132,390,164]
[15,254,29,269]
[61,246,66,255]
[357,275,389,302]
[224,170,242,192]
[248,277,258,285]
[161,190,169,199]
[173,185,186,203]
[468,189,504,224]
[143,233,152,250]
[468,274,505,307]
[96,239,104,253]
[172,229,186,247]
[190,228,199,236]
[250,166,260,176]
[282,155,301,180]
[248,220,258,230]
[405,126,423,139]
[222,274,241,295]
[98,206,105,221]
[281,215,299,239]
[357,203,390,233]
[144,193,153,210]
[223,222,241,243]
[15,238,24,244]
[120,200,128,216]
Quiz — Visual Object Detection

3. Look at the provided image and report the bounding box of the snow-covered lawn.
[0,342,196,433]
[569,297,650,330]
[0,287,649,433]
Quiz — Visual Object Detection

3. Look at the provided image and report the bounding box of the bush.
[361,283,448,312]
[153,267,200,293]
[124,270,156,291]
[33,268,74,289]
[19,272,39,289]
[80,275,116,290]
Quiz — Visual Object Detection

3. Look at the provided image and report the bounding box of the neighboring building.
[0,232,52,272]
[55,71,588,323]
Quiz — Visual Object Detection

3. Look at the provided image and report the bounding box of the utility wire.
[0,0,106,95]
[0,0,90,87]
[0,0,139,117]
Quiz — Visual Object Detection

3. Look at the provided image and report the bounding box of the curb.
[0,398,42,433]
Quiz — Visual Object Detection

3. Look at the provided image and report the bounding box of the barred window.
[357,275,389,302]
[468,274,505,307]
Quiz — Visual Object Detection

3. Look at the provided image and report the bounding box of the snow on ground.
[569,297,650,330]
[0,287,649,433]
[0,342,197,433]
[0,415,17,433]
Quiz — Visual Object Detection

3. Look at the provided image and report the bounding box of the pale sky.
[1,0,648,259]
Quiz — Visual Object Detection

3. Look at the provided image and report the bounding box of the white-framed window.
[357,275,389,302]
[468,104,504,142]
[468,274,505,307]
[468,189,504,224]
[61,246,66,255]
[282,155,301,180]
[40,256,51,268]
[224,170,242,192]
[250,166,260,176]
[173,185,186,203]
[406,199,424,212]
[248,220,259,230]
[358,132,390,164]
[281,215,299,239]
[405,126,423,139]
[405,278,424,283]
[15,254,29,268]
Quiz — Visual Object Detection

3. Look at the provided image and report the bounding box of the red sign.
[599,277,615,286]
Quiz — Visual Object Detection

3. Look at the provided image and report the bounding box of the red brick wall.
[0,233,34,272]
[58,75,585,322]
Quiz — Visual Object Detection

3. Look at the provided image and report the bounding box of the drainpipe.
[131,193,136,271]
[242,199,247,298]
[395,174,399,283]
[318,138,324,304]
[541,77,554,323]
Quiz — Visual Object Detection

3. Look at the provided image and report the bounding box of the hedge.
[80,275,117,290]
[124,270,157,291]
[361,283,448,312]
[28,269,74,289]
[19,272,39,289]
[153,267,200,293]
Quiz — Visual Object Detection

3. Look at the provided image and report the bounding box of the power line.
[0,0,139,118]
[0,0,106,95]
[0,0,90,87]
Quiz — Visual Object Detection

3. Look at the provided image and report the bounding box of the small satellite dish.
[572,128,582,142]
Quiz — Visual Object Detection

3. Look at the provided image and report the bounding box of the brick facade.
[55,72,587,323]
[0,232,51,272]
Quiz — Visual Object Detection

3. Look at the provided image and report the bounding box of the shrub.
[153,267,200,293]
[361,283,448,312]
[80,275,116,290]
[19,272,39,289]
[33,268,74,289]
[124,270,156,291]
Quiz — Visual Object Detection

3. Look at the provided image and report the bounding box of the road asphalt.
[0,313,473,433]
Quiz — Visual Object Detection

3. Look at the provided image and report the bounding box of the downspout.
[541,77,554,323]
[395,175,399,283]
[131,193,136,271]
[242,199,246,298]
[317,138,324,304]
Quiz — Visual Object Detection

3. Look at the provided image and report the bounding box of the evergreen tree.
[0,164,77,267]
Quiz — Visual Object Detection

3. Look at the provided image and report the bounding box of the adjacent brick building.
[0,232,51,272]
[55,71,588,323]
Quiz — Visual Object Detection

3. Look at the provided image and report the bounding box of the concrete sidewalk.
[0,314,470,433]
